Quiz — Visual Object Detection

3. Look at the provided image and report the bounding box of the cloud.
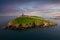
[0,0,60,17]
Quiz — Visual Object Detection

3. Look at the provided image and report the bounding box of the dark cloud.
[0,0,60,4]
[0,0,60,15]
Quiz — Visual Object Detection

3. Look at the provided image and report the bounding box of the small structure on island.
[21,9,25,16]
[22,12,24,16]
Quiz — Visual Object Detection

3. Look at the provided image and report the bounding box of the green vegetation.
[11,16,52,24]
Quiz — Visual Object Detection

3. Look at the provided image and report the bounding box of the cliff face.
[3,15,57,30]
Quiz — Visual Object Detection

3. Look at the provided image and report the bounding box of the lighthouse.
[20,8,25,16]
[22,11,24,16]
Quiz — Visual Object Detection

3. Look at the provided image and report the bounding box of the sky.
[0,0,60,17]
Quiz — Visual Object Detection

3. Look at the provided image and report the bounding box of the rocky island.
[3,15,57,30]
[53,16,60,20]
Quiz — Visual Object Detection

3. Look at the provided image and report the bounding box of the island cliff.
[3,15,57,30]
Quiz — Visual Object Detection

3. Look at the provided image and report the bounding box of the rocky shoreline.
[3,21,57,30]
[3,15,57,30]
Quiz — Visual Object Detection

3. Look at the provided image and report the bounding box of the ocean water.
[0,16,60,40]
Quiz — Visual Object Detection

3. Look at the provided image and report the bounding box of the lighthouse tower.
[22,11,24,16]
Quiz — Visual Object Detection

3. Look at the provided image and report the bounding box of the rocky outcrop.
[3,15,57,30]
[3,21,57,30]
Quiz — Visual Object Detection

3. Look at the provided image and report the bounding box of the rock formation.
[3,15,57,30]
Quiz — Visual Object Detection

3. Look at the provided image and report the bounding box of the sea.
[0,16,60,40]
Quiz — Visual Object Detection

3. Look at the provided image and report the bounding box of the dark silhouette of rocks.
[3,22,57,30]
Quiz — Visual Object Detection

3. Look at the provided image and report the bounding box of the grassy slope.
[10,15,54,25]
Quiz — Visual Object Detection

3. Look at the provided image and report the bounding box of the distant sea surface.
[0,16,60,40]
